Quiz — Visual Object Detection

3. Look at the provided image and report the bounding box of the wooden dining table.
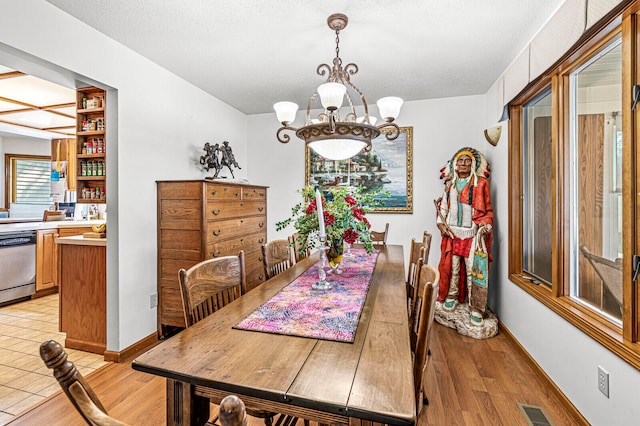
[132,244,415,426]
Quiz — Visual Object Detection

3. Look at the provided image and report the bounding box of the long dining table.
[132,244,415,426]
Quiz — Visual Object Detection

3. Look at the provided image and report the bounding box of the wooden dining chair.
[407,245,427,316]
[411,263,439,414]
[179,251,298,426]
[40,339,128,426]
[218,395,249,426]
[43,209,67,221]
[288,232,309,264]
[261,239,293,280]
[422,231,432,265]
[370,222,389,245]
[40,340,252,426]
[179,252,247,327]
[406,231,433,315]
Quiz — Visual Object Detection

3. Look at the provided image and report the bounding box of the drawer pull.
[211,209,221,215]
[211,251,221,258]
[212,229,222,236]
[258,257,263,262]
[211,190,217,196]
[235,191,240,197]
[240,203,243,207]
[258,207,264,212]
[240,238,244,242]
[259,275,264,281]
[259,222,264,228]
[258,238,264,244]
[240,219,244,223]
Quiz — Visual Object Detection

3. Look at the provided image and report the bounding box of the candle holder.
[312,236,333,290]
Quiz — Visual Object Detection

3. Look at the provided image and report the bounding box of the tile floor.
[0,294,108,425]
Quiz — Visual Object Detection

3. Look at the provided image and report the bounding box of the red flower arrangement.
[276,186,376,254]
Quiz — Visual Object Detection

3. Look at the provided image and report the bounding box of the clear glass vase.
[327,239,344,275]
[342,241,354,259]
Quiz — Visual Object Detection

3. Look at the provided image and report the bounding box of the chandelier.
[273,13,403,161]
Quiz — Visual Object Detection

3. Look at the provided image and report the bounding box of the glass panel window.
[10,157,52,204]
[569,38,622,322]
[522,87,553,285]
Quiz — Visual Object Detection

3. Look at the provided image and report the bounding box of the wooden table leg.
[167,378,210,425]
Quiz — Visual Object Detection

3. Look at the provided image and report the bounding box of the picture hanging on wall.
[305,126,413,213]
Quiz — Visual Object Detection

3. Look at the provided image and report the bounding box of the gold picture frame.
[305,126,413,213]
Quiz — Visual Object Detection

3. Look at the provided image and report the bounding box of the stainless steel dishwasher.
[0,230,37,304]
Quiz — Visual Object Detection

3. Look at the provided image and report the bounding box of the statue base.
[434,301,498,339]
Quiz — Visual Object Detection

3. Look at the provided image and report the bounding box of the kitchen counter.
[0,219,105,233]
[55,235,106,246]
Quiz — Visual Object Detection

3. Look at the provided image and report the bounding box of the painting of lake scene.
[305,126,413,213]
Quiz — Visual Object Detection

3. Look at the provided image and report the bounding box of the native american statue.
[435,147,494,328]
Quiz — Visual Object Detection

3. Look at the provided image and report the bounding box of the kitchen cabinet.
[51,138,77,191]
[76,87,106,203]
[157,180,268,337]
[36,229,58,291]
[56,236,106,355]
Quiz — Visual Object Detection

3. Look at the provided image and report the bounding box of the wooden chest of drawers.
[157,180,268,337]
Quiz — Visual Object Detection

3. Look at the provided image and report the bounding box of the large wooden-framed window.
[509,6,640,367]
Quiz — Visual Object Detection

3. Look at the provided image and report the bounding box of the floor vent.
[517,403,554,426]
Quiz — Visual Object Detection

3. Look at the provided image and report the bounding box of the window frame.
[508,9,640,368]
[3,153,52,207]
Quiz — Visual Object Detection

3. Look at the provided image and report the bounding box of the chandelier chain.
[335,28,342,66]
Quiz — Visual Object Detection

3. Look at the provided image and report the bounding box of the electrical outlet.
[598,366,609,398]
[150,293,158,309]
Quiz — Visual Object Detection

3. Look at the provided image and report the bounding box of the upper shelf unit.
[76,87,106,204]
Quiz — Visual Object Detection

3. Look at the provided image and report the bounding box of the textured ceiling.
[44,0,565,115]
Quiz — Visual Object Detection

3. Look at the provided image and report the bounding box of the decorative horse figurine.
[200,141,241,179]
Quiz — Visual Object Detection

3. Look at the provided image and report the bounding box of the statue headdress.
[439,146,490,186]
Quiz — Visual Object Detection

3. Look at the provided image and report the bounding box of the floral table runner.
[234,248,380,343]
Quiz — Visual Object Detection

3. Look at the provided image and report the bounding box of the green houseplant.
[276,186,381,260]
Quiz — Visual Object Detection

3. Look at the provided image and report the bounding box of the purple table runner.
[234,249,380,343]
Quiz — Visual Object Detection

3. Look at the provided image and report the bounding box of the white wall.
[0,0,248,351]
[247,95,487,269]
[485,76,640,426]
[0,135,51,208]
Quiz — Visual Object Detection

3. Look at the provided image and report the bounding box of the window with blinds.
[8,155,51,204]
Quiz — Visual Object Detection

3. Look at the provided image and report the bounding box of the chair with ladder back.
[410,262,439,415]
[261,239,294,280]
[179,251,299,426]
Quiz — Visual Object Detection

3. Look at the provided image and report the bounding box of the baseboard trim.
[104,332,158,363]
[499,322,589,426]
[31,287,58,299]
[65,337,105,355]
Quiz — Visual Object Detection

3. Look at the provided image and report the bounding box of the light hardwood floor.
[7,321,583,426]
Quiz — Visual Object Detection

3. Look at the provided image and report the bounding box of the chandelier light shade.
[274,13,403,160]
[309,139,367,161]
[273,101,298,124]
[317,82,346,110]
[377,97,404,121]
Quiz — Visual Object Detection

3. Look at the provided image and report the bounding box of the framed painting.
[305,126,413,213]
